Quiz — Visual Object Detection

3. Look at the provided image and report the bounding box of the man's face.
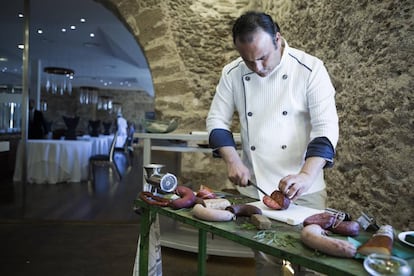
[235,29,281,77]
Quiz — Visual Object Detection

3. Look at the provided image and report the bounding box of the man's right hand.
[218,146,250,186]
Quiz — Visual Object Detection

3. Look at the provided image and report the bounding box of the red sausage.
[169,186,196,209]
[263,195,283,210]
[270,190,290,209]
[263,191,290,210]
[139,192,171,207]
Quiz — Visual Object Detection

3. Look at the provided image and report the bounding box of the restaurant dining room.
[1,0,413,275]
[0,0,259,275]
[0,0,237,275]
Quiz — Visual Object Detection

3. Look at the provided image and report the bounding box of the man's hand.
[278,157,326,201]
[218,146,250,186]
[278,172,313,201]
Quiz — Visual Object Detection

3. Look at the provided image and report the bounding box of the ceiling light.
[17,44,24,49]
[37,29,43,34]
[0,57,8,62]
[70,25,76,30]
[89,33,95,37]
[61,28,67,32]
[18,13,24,18]
[80,18,86,23]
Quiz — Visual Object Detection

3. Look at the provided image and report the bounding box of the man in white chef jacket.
[206,11,339,275]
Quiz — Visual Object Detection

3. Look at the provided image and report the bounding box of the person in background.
[206,11,339,275]
[28,99,47,139]
[115,111,128,148]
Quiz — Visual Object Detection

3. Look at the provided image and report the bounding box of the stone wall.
[106,0,413,230]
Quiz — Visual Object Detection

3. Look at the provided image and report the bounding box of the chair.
[125,123,135,151]
[88,131,131,184]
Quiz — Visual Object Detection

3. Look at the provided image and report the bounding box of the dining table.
[13,135,113,184]
[134,196,414,276]
[77,134,114,156]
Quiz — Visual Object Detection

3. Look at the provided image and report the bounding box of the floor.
[0,153,255,275]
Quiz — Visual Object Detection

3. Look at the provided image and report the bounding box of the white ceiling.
[0,0,154,96]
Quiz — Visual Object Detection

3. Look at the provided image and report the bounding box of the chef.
[206,11,339,275]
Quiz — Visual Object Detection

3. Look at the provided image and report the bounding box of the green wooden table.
[134,198,414,276]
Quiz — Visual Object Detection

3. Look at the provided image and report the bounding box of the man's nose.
[252,61,263,72]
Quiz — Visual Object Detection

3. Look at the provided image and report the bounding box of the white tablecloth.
[13,139,103,184]
[77,135,114,155]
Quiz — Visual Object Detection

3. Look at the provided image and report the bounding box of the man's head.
[232,11,282,77]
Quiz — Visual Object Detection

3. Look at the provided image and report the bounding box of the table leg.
[139,206,152,275]
[142,137,151,191]
[198,229,207,276]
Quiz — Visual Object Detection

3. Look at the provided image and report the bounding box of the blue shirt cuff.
[209,129,236,158]
[305,137,335,168]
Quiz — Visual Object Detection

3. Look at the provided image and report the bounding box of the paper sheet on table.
[248,201,324,225]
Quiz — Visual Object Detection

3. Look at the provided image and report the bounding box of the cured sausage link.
[139,191,171,207]
[301,224,356,258]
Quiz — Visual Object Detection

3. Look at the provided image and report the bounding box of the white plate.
[398,231,414,247]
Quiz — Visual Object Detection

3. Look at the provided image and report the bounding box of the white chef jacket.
[206,40,339,200]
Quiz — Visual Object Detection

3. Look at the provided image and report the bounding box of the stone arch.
[101,0,193,127]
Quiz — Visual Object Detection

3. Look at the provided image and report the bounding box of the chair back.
[124,123,135,151]
[111,130,131,179]
[108,131,118,163]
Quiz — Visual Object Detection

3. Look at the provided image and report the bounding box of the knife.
[247,180,269,196]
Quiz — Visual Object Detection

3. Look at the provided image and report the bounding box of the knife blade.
[247,180,269,196]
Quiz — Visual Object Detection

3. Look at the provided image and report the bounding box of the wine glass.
[364,253,412,276]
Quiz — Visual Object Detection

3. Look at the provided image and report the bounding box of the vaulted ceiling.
[0,0,154,96]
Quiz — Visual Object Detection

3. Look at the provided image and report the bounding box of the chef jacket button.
[250,146,256,151]
[281,145,287,149]
[282,111,288,115]
[245,76,250,81]
[247,112,253,116]
[282,74,288,80]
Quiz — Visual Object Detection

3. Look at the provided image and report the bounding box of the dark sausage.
[303,213,360,236]
[225,204,262,217]
[329,221,360,236]
[303,213,335,229]
[169,186,196,209]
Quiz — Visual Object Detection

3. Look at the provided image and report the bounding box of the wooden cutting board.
[248,201,324,225]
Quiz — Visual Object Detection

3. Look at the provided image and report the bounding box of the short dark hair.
[232,11,280,44]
